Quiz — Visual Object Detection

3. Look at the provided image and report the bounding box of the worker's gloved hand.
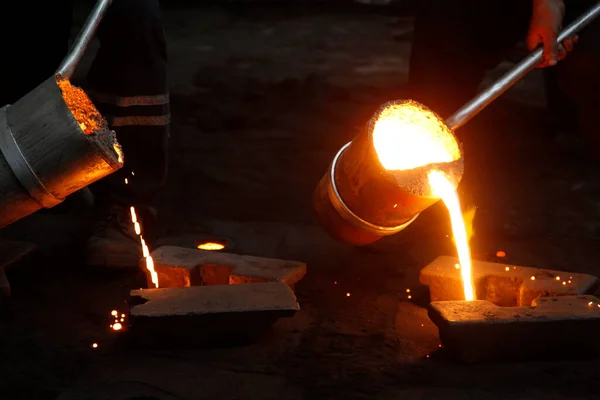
[527,0,577,67]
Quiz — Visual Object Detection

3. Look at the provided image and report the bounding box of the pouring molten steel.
[428,171,475,301]
[314,100,473,300]
[370,101,474,301]
[130,205,159,288]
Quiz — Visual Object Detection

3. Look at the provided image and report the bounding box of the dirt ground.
[2,2,600,399]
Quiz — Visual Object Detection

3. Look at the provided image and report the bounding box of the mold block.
[141,246,306,289]
[429,295,600,363]
[420,256,599,305]
[129,282,299,345]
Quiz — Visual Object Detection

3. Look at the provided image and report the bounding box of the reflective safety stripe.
[106,114,171,127]
[88,91,169,107]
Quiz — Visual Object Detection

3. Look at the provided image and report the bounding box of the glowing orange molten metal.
[371,101,474,301]
[428,171,475,301]
[129,206,159,288]
[372,101,461,171]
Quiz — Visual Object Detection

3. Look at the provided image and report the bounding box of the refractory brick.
[429,295,600,363]
[419,256,599,305]
[129,282,300,345]
[140,245,307,289]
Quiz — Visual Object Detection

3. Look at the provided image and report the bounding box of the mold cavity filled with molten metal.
[370,101,473,301]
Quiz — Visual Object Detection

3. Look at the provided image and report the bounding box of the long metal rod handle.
[56,0,113,79]
[445,2,600,131]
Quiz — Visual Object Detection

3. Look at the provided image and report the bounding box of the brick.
[428,295,600,363]
[419,256,599,305]
[128,282,299,345]
[140,246,306,289]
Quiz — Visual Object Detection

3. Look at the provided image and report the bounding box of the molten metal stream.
[371,101,474,301]
[130,205,159,288]
[428,171,475,301]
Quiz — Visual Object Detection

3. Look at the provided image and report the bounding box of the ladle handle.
[56,0,113,80]
[445,2,600,131]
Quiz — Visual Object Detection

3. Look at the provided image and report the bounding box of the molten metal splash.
[372,101,461,171]
[428,170,475,301]
[109,309,127,331]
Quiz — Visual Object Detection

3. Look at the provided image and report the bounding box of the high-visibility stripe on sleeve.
[106,114,171,127]
[88,90,169,107]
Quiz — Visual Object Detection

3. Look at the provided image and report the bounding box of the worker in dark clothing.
[1,0,169,268]
[84,0,169,268]
[407,0,599,156]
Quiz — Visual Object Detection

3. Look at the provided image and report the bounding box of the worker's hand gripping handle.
[445,2,600,132]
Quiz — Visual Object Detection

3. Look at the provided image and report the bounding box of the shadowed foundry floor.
[1,2,600,399]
